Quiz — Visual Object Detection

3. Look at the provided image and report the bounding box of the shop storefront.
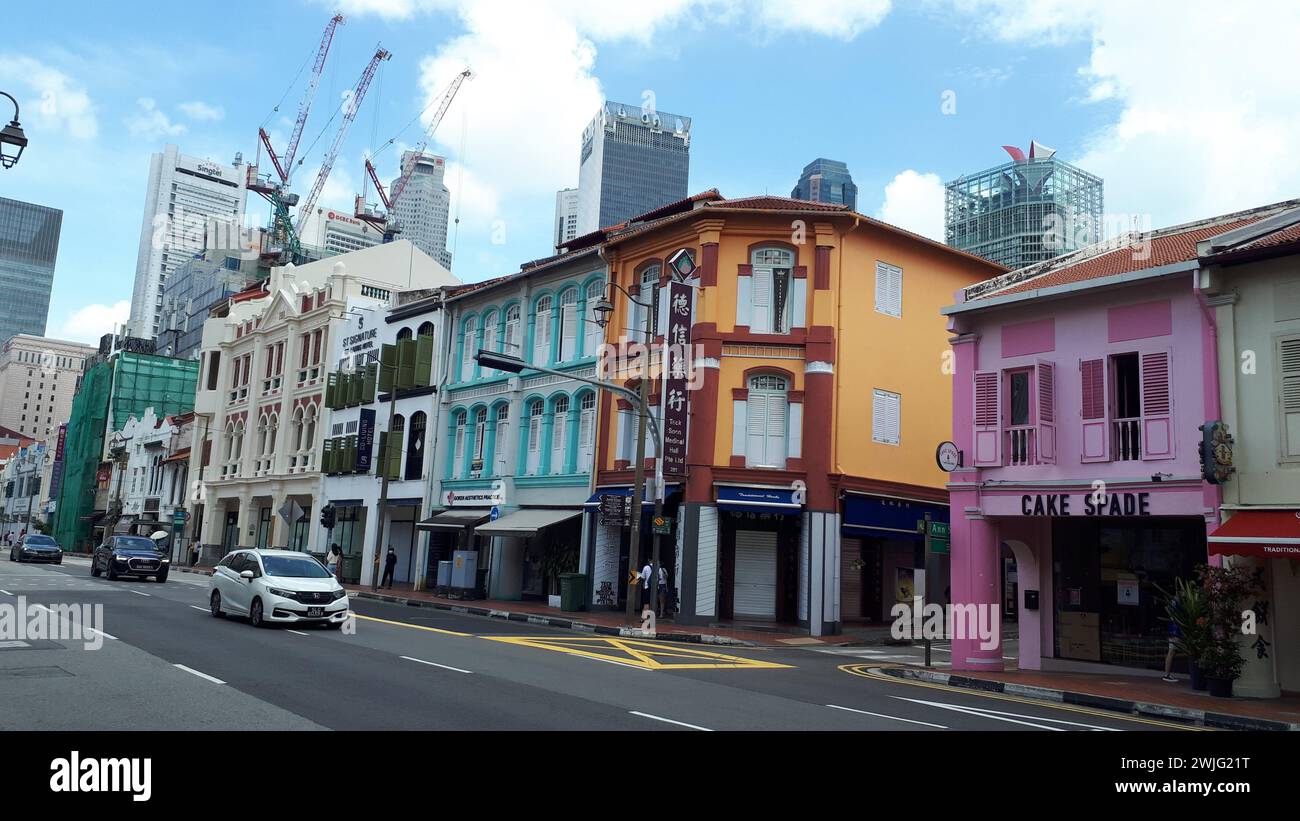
[714,486,803,623]
[475,508,583,602]
[417,507,490,591]
[583,485,683,612]
[840,493,949,624]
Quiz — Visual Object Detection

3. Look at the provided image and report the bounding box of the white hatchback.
[208,549,350,628]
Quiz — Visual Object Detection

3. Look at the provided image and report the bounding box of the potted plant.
[1199,633,1244,697]
[1193,564,1262,698]
[1158,576,1210,689]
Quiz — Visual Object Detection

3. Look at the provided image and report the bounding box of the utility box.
[436,560,453,590]
[450,550,477,590]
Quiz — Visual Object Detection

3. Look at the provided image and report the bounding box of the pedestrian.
[656,566,669,618]
[381,546,398,589]
[327,543,341,579]
[1163,612,1182,683]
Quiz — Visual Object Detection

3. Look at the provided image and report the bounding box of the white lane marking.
[400,655,472,674]
[629,711,713,731]
[132,590,151,597]
[0,590,10,596]
[84,627,118,641]
[0,640,30,648]
[891,697,1120,731]
[826,703,949,729]
[286,629,310,636]
[174,664,226,685]
[189,605,207,612]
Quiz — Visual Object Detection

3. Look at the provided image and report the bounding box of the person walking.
[327,543,341,579]
[381,546,398,589]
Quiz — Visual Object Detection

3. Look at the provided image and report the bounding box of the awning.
[583,485,683,507]
[842,494,948,540]
[475,508,582,537]
[162,448,191,463]
[1208,510,1300,558]
[716,486,802,514]
[417,509,491,532]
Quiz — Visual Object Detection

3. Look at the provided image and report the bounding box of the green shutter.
[386,429,404,479]
[397,338,417,390]
[363,362,377,403]
[376,431,388,477]
[344,434,358,474]
[347,371,361,407]
[415,334,433,387]
[325,372,339,409]
[322,438,334,474]
[378,344,397,393]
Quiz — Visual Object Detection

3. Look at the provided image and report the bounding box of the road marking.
[630,711,713,731]
[189,605,207,612]
[838,664,1203,731]
[0,590,9,596]
[400,655,472,674]
[286,629,310,636]
[174,664,225,684]
[576,654,651,671]
[132,590,151,597]
[352,613,472,637]
[891,696,1120,731]
[0,640,30,648]
[84,627,118,641]
[485,635,792,671]
[826,703,948,729]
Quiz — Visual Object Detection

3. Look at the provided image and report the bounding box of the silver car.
[208,549,350,628]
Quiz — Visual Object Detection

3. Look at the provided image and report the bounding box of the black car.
[90,535,169,582]
[9,534,63,564]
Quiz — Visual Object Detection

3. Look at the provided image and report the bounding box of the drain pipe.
[1193,266,1225,567]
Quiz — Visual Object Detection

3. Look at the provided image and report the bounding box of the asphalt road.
[0,556,1195,732]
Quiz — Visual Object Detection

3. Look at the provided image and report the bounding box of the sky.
[3,0,1300,345]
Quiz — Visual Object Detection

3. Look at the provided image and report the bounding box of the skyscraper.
[0,197,61,346]
[128,144,247,339]
[390,150,453,270]
[554,187,579,250]
[576,101,690,235]
[945,140,1104,270]
[791,158,857,210]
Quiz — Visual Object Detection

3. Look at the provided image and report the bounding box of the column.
[950,509,1002,671]
[1230,554,1280,698]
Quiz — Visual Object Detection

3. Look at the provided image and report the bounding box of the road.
[0,556,1195,732]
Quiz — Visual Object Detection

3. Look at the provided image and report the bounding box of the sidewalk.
[874,665,1300,731]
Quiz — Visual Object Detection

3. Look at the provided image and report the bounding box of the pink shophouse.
[941,201,1300,675]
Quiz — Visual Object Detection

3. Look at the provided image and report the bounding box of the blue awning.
[716,486,802,514]
[584,485,682,507]
[842,494,948,539]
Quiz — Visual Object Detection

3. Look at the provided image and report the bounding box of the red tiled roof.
[1229,221,1300,253]
[707,194,850,212]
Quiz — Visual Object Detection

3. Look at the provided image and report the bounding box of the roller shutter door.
[733,530,777,619]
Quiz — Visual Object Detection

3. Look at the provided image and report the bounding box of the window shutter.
[1080,358,1109,463]
[378,344,397,393]
[495,420,510,474]
[322,438,334,474]
[527,415,541,474]
[534,310,550,364]
[1280,337,1300,458]
[452,426,464,478]
[363,362,377,403]
[344,434,357,474]
[483,322,498,355]
[1036,360,1056,464]
[973,370,1001,466]
[505,314,519,353]
[561,302,577,361]
[552,412,567,469]
[751,268,772,333]
[397,338,417,389]
[325,372,338,409]
[460,326,475,381]
[585,304,603,357]
[414,334,433,387]
[766,394,787,468]
[386,430,403,479]
[872,389,900,445]
[746,394,768,465]
[579,408,595,470]
[1139,350,1173,460]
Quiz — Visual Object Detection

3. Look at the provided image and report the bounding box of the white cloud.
[126,97,186,139]
[946,0,1300,226]
[0,55,97,139]
[60,301,131,345]
[754,0,892,39]
[877,170,946,241]
[178,101,225,121]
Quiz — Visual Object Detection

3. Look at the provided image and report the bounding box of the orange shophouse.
[581,192,1004,635]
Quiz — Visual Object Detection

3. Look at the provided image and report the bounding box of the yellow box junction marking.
[485,635,793,670]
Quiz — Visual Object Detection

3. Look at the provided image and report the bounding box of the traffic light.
[319,504,336,530]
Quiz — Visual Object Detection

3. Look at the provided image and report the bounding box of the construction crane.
[247,13,345,263]
[295,46,392,237]
[355,68,473,241]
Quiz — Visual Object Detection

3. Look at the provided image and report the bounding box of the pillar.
[1229,554,1280,698]
[951,510,1002,671]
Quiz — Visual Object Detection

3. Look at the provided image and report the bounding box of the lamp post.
[0,92,27,170]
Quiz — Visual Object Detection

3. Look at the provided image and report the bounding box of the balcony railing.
[1006,425,1036,466]
[1113,417,1141,461]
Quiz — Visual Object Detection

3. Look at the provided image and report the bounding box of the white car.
[208,549,350,628]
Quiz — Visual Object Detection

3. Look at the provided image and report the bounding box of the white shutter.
[504,313,519,353]
[461,324,476,381]
[560,302,577,361]
[585,304,602,357]
[1281,336,1300,458]
[453,424,465,477]
[551,412,567,471]
[765,393,787,468]
[876,262,902,317]
[527,415,541,474]
[483,321,498,354]
[733,531,777,619]
[872,389,900,445]
[533,309,550,364]
[751,267,772,333]
[494,420,509,474]
[579,408,595,470]
[746,394,768,465]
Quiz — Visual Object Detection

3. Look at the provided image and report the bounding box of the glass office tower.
[0,196,61,346]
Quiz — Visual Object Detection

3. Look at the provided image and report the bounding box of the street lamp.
[0,92,28,169]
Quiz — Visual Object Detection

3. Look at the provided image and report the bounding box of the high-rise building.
[128,144,247,339]
[390,150,453,270]
[554,187,579,250]
[945,140,1104,270]
[576,101,690,235]
[0,197,61,346]
[791,158,857,210]
[156,245,271,361]
[0,334,96,442]
[299,206,382,257]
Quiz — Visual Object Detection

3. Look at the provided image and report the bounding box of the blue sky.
[4,0,1299,344]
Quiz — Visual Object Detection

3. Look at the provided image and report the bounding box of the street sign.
[598,494,631,527]
[172,509,189,526]
[660,280,693,476]
[651,515,673,535]
[490,506,500,522]
[917,519,950,553]
[278,499,304,525]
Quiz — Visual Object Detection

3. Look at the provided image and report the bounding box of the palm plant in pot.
[1198,632,1244,697]
[1159,577,1210,690]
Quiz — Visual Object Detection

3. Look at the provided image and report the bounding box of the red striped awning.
[1208,510,1300,558]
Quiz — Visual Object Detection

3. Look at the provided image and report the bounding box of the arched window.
[637,264,662,338]
[460,316,478,382]
[452,410,467,478]
[578,392,597,472]
[551,395,570,472]
[526,399,544,475]
[266,413,278,457]
[223,422,235,463]
[406,411,426,481]
[749,247,794,334]
[493,405,510,475]
[533,296,553,364]
[303,405,317,452]
[504,305,521,353]
[472,407,488,466]
[257,414,269,459]
[745,374,789,468]
[396,327,413,342]
[292,407,305,452]
[417,321,435,337]
[558,290,579,362]
[233,420,245,461]
[584,280,605,357]
[482,310,499,355]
